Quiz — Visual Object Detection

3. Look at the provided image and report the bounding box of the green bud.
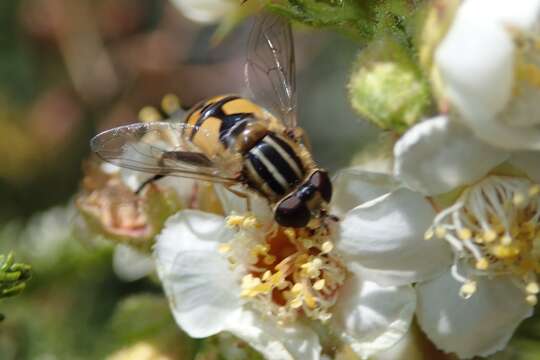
[348,37,432,132]
[0,252,31,300]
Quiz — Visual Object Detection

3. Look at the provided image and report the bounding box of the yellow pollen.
[262,271,272,281]
[290,299,303,309]
[321,241,334,254]
[458,228,472,240]
[291,283,303,294]
[492,245,520,259]
[435,226,447,238]
[424,228,434,240]
[459,281,477,298]
[218,243,231,253]
[483,229,498,243]
[526,294,538,306]
[242,216,259,228]
[476,258,489,270]
[226,215,244,227]
[526,282,540,294]
[313,279,326,290]
[513,192,526,206]
[501,234,513,245]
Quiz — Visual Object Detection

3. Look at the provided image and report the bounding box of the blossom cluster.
[77,0,540,359]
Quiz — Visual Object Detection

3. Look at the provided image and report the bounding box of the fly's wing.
[245,13,297,130]
[90,122,239,184]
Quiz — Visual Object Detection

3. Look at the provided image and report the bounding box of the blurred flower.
[155,169,417,360]
[107,342,174,360]
[361,115,540,358]
[76,160,183,251]
[169,0,240,24]
[432,0,540,150]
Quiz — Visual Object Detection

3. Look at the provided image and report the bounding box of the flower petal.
[162,250,242,338]
[331,276,416,360]
[416,271,534,359]
[436,8,515,120]
[226,308,322,360]
[331,168,398,217]
[394,116,508,195]
[337,188,452,286]
[508,151,540,183]
[154,210,231,275]
[153,210,241,338]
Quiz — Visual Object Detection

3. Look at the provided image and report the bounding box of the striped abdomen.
[183,95,265,157]
[244,133,306,201]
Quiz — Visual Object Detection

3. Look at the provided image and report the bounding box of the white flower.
[154,170,417,360]
[358,115,540,358]
[169,0,239,24]
[435,0,540,150]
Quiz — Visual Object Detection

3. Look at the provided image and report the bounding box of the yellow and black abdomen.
[183,95,265,158]
[244,132,306,201]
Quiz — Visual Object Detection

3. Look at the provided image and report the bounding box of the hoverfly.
[91,13,333,228]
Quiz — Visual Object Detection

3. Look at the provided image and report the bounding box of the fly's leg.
[224,185,252,212]
[135,174,165,195]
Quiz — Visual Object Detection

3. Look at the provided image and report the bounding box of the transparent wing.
[90,122,239,184]
[245,12,297,129]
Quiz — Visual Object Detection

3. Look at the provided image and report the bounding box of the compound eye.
[309,170,332,202]
[274,195,311,228]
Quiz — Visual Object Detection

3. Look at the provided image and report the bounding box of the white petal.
[226,308,322,360]
[154,210,231,275]
[461,0,540,31]
[338,188,452,286]
[509,151,540,182]
[331,276,416,360]
[416,271,534,359]
[436,8,515,120]
[161,250,242,338]
[331,168,398,217]
[394,116,508,195]
[113,245,154,282]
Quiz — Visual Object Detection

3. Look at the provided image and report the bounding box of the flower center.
[222,214,346,324]
[425,176,540,304]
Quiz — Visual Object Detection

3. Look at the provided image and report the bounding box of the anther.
[526,294,538,306]
[483,229,498,243]
[459,281,477,299]
[526,282,540,294]
[458,228,472,241]
[161,94,181,115]
[284,228,296,241]
[435,226,447,238]
[424,228,434,240]
[475,258,489,270]
[513,192,526,206]
[313,279,325,290]
[138,106,162,122]
[321,241,334,254]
